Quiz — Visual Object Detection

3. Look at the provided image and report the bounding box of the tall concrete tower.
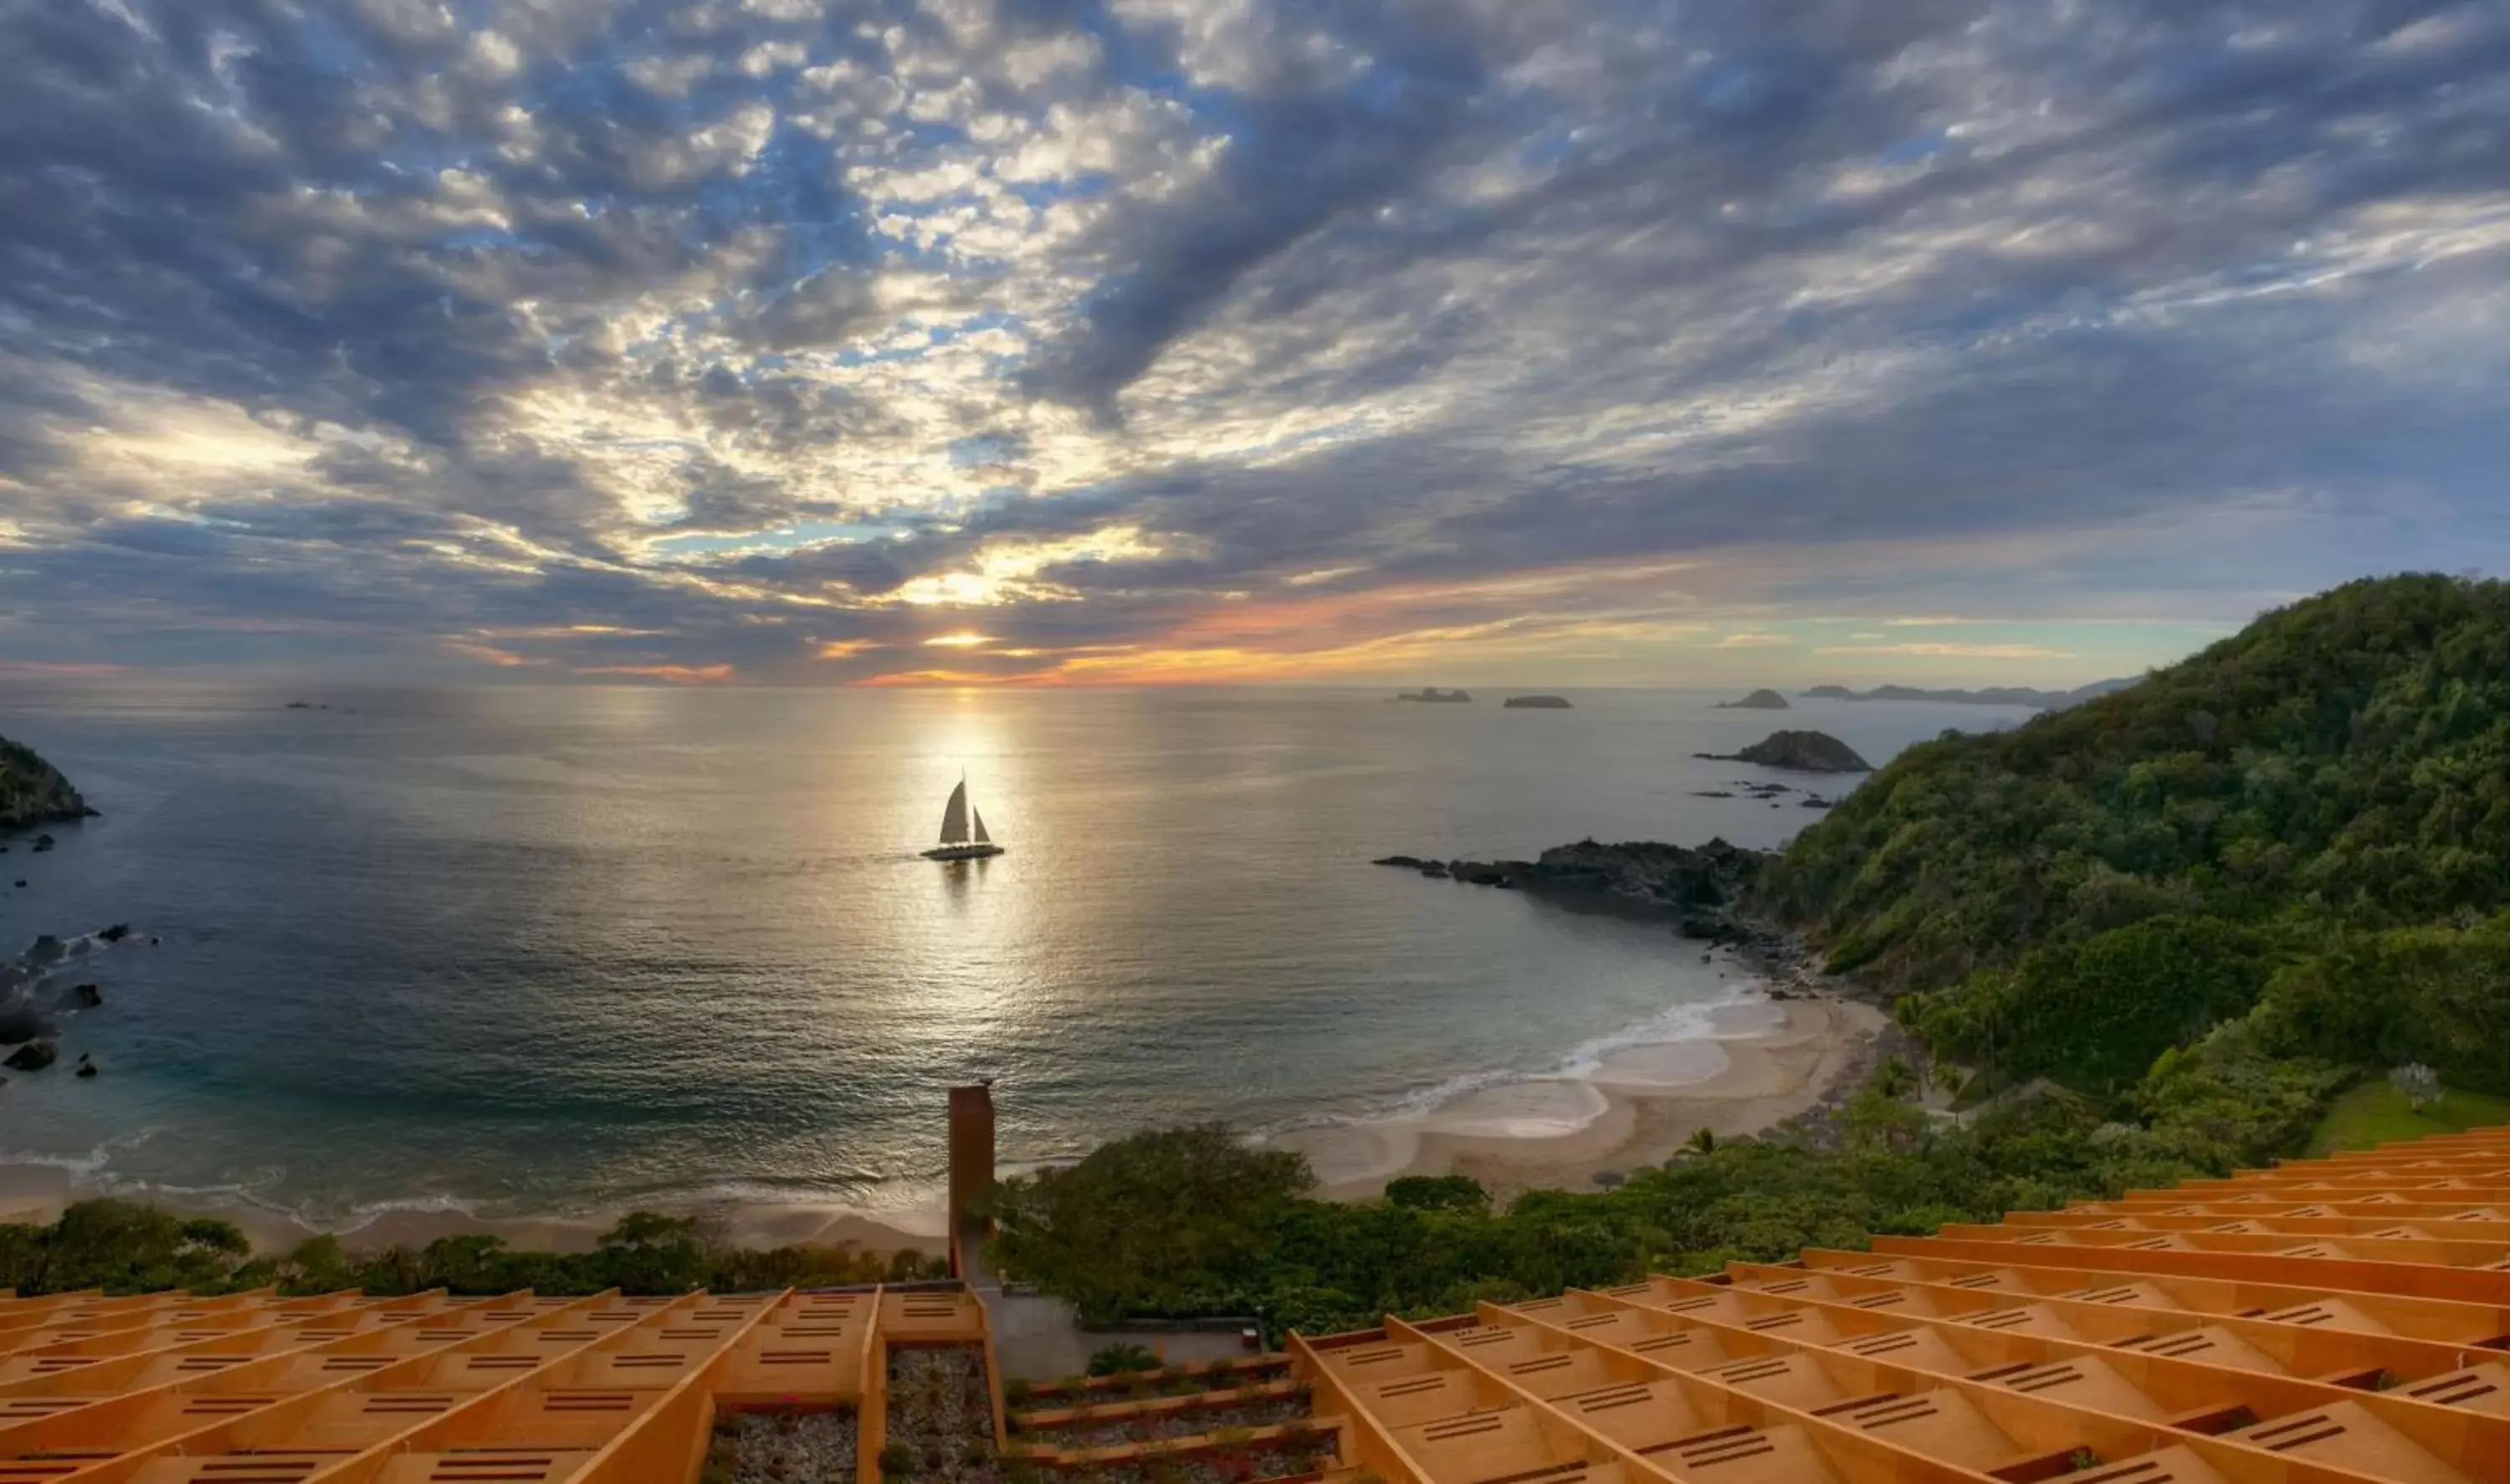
[946,1082,996,1278]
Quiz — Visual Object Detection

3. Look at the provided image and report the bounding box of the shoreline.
[0,1164,950,1261]
[0,984,1885,1256]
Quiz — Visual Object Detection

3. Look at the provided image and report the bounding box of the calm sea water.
[0,684,2024,1228]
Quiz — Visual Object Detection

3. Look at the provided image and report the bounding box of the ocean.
[0,683,2026,1233]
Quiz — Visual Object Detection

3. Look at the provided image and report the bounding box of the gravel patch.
[888,1343,1005,1484]
[706,1409,858,1484]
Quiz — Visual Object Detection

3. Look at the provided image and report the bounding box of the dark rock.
[1512,837,1769,944]
[1448,860,1500,882]
[1801,796,1831,808]
[1502,695,1572,709]
[30,834,54,853]
[1418,866,1451,878]
[1591,1169,1626,1189]
[1692,791,1734,799]
[1394,688,1473,703]
[1465,872,1510,887]
[0,1006,51,1044]
[1372,855,1426,868]
[27,935,64,966]
[4,1041,58,1072]
[70,984,101,1009]
[1715,688,1791,710]
[1693,730,1872,773]
[10,882,21,890]
[74,1055,96,1078]
[98,924,131,943]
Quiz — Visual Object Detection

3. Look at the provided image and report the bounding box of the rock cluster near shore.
[1370,839,1887,1011]
[1375,837,1781,943]
[1693,729,1871,773]
[1,924,137,1087]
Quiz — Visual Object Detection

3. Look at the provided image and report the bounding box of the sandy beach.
[1274,995,1891,1200]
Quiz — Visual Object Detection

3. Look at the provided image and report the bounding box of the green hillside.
[1762,573,2510,1094]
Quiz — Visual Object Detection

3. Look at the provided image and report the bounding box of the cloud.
[0,0,2505,684]
[1714,632,1795,648]
[1817,642,2074,659]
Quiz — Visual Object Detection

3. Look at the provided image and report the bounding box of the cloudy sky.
[1,0,2504,688]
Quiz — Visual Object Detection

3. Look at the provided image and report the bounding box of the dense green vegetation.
[1764,574,2510,1095]
[986,1036,2334,1338]
[987,576,2510,1334]
[0,1202,945,1296]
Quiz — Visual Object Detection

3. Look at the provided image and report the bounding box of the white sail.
[937,780,970,844]
[971,807,991,845]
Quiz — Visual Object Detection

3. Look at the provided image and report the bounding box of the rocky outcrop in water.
[1395,688,1472,703]
[1513,838,1767,937]
[1717,688,1791,709]
[1694,729,1872,773]
[1,736,95,834]
[1379,837,1771,937]
[1503,695,1572,709]
[4,1040,58,1072]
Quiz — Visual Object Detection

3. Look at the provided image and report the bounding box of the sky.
[0,0,2505,689]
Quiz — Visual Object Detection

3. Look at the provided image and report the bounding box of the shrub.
[1087,1343,1160,1377]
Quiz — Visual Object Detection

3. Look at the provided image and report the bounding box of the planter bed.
[1013,1388,1313,1449]
[1032,1426,1341,1484]
[887,1343,1006,1484]
[704,1407,858,1484]
[1017,1359,1293,1408]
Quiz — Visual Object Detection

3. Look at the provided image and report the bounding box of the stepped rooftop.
[7,1131,2510,1482]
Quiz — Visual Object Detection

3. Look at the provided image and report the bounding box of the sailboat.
[922,775,1007,861]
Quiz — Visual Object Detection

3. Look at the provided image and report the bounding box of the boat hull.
[922,844,1007,861]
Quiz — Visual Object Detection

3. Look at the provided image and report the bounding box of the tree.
[986,1125,1311,1323]
[1385,1175,1489,1215]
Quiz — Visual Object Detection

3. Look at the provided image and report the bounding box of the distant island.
[1,734,96,833]
[1394,688,1472,703]
[1801,679,2131,709]
[1693,729,1872,773]
[1501,695,1571,709]
[1716,688,1790,709]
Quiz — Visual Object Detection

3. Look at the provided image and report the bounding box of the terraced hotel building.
[8,1130,2510,1482]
